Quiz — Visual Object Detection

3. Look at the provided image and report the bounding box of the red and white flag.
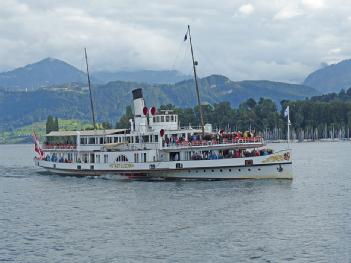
[32,130,44,159]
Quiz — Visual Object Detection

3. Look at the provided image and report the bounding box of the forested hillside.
[0,75,318,132]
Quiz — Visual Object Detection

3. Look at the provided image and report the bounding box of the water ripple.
[0,143,350,262]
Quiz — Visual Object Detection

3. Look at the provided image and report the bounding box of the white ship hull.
[35,150,292,180]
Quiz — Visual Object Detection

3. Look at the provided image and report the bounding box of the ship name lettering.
[110,163,134,169]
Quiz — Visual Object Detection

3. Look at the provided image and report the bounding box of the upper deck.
[41,88,264,153]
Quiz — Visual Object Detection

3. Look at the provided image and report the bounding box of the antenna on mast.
[84,48,96,130]
[186,25,205,136]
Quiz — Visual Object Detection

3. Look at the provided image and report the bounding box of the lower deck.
[35,149,292,179]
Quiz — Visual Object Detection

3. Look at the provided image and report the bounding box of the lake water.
[0,142,350,262]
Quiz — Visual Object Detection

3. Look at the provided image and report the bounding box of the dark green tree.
[54,117,59,131]
[46,115,55,134]
[102,121,112,129]
[115,105,133,129]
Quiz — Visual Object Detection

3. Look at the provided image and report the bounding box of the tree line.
[116,88,351,140]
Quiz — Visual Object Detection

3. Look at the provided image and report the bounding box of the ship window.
[88,137,95,144]
[154,135,158,142]
[100,137,104,144]
[142,136,149,143]
[258,168,261,171]
[107,137,112,143]
[204,170,206,173]
[248,168,251,171]
[156,116,160,122]
[153,117,156,122]
[116,155,128,162]
[229,169,231,172]
[80,138,86,144]
[171,115,174,122]
[212,169,214,172]
[220,169,223,172]
[161,116,164,122]
[114,137,118,143]
[135,136,139,143]
[104,154,108,163]
[175,116,177,122]
[238,169,241,172]
[143,153,147,162]
[166,115,170,122]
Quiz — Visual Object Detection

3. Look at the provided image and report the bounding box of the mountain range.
[0,58,191,90]
[304,59,351,94]
[0,58,87,90]
[3,56,351,133]
[0,74,319,132]
[1,57,351,94]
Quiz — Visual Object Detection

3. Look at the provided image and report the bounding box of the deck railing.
[43,144,77,150]
[163,136,264,148]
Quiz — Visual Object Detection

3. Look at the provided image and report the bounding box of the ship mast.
[84,48,96,130]
[187,25,205,136]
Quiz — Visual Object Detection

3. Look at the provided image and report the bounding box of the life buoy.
[143,106,148,116]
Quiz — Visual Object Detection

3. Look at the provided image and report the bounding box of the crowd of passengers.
[190,148,273,161]
[44,154,73,163]
[163,130,259,147]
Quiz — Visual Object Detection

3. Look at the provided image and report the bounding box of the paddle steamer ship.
[34,88,292,179]
[34,26,292,179]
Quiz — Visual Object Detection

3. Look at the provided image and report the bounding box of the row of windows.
[80,135,159,145]
[82,154,108,163]
[77,153,149,164]
[134,153,147,163]
[153,115,177,123]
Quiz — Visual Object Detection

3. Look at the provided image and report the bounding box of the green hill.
[0,75,319,133]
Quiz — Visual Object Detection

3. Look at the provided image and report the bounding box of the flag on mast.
[184,26,189,41]
[32,130,44,159]
[284,106,291,143]
[284,106,289,117]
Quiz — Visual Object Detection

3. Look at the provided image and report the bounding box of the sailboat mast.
[84,48,96,130]
[187,25,205,136]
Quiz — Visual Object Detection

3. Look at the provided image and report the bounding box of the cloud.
[238,3,255,16]
[301,0,325,9]
[0,0,351,84]
[273,4,301,20]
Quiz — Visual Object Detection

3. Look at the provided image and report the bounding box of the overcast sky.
[0,0,350,83]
